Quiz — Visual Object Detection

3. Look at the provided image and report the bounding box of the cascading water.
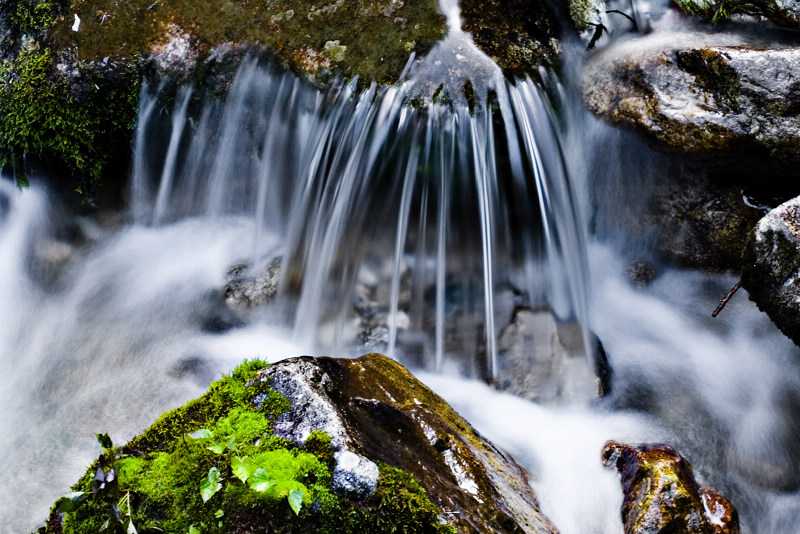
[3,1,800,533]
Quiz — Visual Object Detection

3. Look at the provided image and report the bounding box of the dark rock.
[627,261,657,287]
[584,36,800,172]
[602,441,739,534]
[741,195,800,346]
[268,354,560,533]
[459,0,561,76]
[650,172,764,270]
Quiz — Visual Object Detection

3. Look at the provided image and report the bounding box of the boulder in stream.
[675,0,800,29]
[40,354,558,533]
[741,195,800,347]
[602,441,739,534]
[584,36,800,173]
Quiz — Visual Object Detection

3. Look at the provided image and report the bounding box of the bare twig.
[712,281,742,317]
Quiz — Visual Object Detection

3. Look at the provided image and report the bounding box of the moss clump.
[41,359,455,534]
[0,31,139,196]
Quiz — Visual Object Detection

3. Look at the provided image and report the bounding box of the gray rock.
[584,34,800,171]
[224,258,282,309]
[333,450,380,496]
[741,195,800,346]
[496,307,597,403]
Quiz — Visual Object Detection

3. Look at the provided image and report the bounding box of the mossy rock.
[674,0,800,28]
[583,37,800,174]
[37,354,559,533]
[602,441,739,534]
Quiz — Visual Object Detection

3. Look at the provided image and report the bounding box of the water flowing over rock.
[267,353,560,533]
[602,441,739,534]
[583,35,800,173]
[741,195,800,347]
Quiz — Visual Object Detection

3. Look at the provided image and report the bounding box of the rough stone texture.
[262,353,560,534]
[741,195,800,347]
[602,441,739,534]
[676,0,800,28]
[584,35,800,172]
[650,171,764,270]
[224,258,282,309]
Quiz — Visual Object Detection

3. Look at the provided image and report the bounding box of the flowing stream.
[2,4,800,533]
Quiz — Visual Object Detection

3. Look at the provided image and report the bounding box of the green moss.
[48,0,446,86]
[0,38,139,195]
[43,359,455,534]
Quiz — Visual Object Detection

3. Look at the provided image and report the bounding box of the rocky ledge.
[584,34,800,174]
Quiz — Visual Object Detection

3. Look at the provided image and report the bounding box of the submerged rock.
[741,195,800,346]
[40,355,558,534]
[224,258,282,309]
[602,441,739,534]
[496,307,598,404]
[584,36,800,172]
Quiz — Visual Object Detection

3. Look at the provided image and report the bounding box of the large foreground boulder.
[602,441,739,534]
[741,195,800,346]
[584,34,800,173]
[39,354,558,533]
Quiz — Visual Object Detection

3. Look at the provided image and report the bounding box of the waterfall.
[129,58,593,385]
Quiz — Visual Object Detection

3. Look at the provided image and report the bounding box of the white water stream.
[2,5,800,534]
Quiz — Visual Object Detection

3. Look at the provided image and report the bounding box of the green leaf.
[214,509,224,518]
[96,433,113,450]
[232,456,249,483]
[188,429,213,440]
[188,526,201,534]
[249,468,275,493]
[201,467,223,503]
[288,488,304,515]
[56,492,88,513]
[207,443,225,454]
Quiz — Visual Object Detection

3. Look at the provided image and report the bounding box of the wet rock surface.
[602,441,739,534]
[741,195,800,346]
[584,35,800,172]
[495,307,597,404]
[270,353,560,533]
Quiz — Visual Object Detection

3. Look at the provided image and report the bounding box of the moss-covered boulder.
[741,195,800,347]
[602,441,739,534]
[583,34,800,174]
[39,354,559,533]
[675,0,800,28]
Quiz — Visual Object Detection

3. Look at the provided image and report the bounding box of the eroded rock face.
[602,441,739,534]
[584,36,800,171]
[741,195,800,346]
[265,353,560,533]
